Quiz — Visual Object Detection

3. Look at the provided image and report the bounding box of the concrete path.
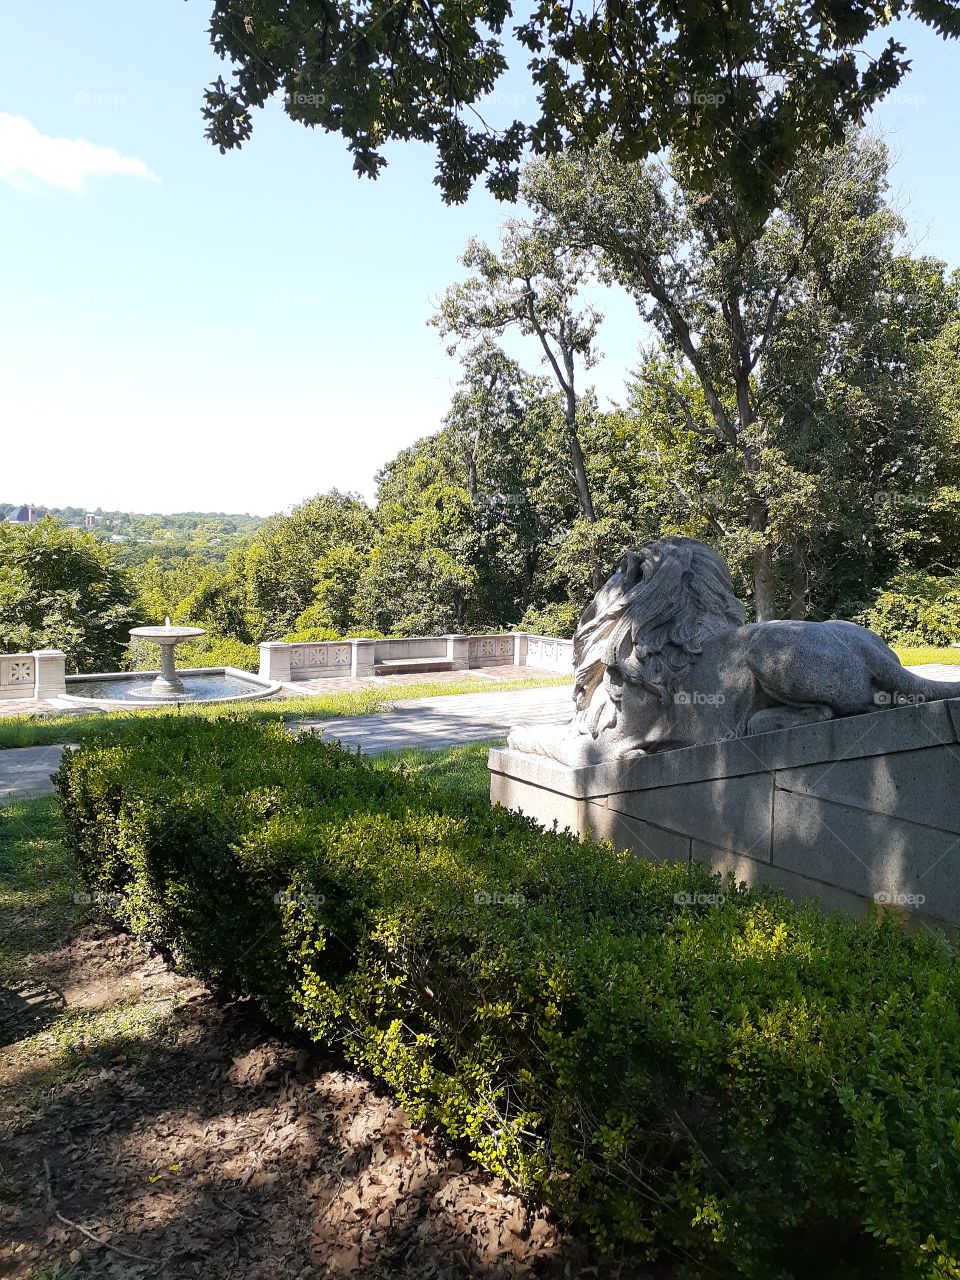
[910,664,960,684]
[0,746,67,803]
[301,686,572,755]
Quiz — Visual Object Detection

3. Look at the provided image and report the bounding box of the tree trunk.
[749,496,778,621]
[788,543,809,619]
[567,417,596,524]
[752,542,777,622]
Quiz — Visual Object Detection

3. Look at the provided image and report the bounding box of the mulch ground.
[1,923,651,1280]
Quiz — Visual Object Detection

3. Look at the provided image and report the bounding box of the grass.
[893,644,960,666]
[371,740,495,805]
[0,672,570,750]
[0,796,80,986]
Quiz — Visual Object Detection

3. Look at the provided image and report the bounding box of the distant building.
[84,513,104,528]
[5,505,38,524]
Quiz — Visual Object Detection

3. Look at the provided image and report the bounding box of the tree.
[202,0,959,212]
[522,133,915,618]
[357,435,479,634]
[434,225,601,526]
[0,517,141,673]
[240,490,374,638]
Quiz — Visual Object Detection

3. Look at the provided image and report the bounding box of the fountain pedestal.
[129,623,206,699]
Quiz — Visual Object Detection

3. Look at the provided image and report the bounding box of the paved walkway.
[301,686,572,754]
[909,663,960,684]
[0,746,69,802]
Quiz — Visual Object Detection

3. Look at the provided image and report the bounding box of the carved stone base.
[489,697,960,934]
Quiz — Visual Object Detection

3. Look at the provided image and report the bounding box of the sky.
[1,3,958,517]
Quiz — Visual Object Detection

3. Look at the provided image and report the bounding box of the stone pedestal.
[259,642,291,684]
[33,649,66,700]
[351,639,377,679]
[490,696,960,934]
[445,635,471,670]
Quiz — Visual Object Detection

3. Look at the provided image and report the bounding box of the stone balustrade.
[259,633,573,684]
[0,649,67,701]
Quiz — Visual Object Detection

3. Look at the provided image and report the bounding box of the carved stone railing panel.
[467,635,515,665]
[0,655,36,693]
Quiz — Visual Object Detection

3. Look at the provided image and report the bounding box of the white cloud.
[0,113,158,192]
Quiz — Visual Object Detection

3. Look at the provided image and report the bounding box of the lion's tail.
[869,648,960,706]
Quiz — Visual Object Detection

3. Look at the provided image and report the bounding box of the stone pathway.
[301,686,572,755]
[910,663,960,684]
[285,663,554,695]
[0,746,70,802]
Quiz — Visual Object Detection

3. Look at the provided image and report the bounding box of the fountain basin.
[59,666,281,708]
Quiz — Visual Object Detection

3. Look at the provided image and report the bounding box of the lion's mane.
[572,537,745,736]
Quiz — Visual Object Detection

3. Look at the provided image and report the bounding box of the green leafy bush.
[0,517,141,673]
[55,719,960,1279]
[857,571,960,646]
[518,601,580,639]
[129,631,260,673]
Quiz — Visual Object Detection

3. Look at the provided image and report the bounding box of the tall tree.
[0,518,141,673]
[203,0,959,214]
[434,224,601,526]
[523,133,904,618]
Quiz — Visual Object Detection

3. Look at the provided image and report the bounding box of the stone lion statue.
[508,536,960,767]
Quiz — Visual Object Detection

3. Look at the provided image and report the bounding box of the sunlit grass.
[893,644,960,667]
[371,740,496,806]
[0,796,79,984]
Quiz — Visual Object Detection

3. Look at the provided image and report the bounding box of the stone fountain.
[128,617,206,698]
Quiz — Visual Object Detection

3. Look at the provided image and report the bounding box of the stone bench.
[374,656,456,676]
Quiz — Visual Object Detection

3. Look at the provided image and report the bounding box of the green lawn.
[0,673,570,750]
[893,643,960,666]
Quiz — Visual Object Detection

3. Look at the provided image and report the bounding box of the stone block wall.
[489,696,960,932]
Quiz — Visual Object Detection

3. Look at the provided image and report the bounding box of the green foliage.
[133,631,261,673]
[518,601,579,639]
[521,135,960,619]
[57,719,960,1278]
[857,572,960,646]
[202,0,959,216]
[0,517,141,673]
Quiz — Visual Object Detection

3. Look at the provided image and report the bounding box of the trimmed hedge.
[55,718,960,1279]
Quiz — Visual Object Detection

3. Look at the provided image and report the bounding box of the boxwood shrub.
[54,718,960,1279]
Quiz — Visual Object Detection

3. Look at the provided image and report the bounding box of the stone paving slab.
[301,686,572,755]
[910,663,960,682]
[0,745,68,802]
